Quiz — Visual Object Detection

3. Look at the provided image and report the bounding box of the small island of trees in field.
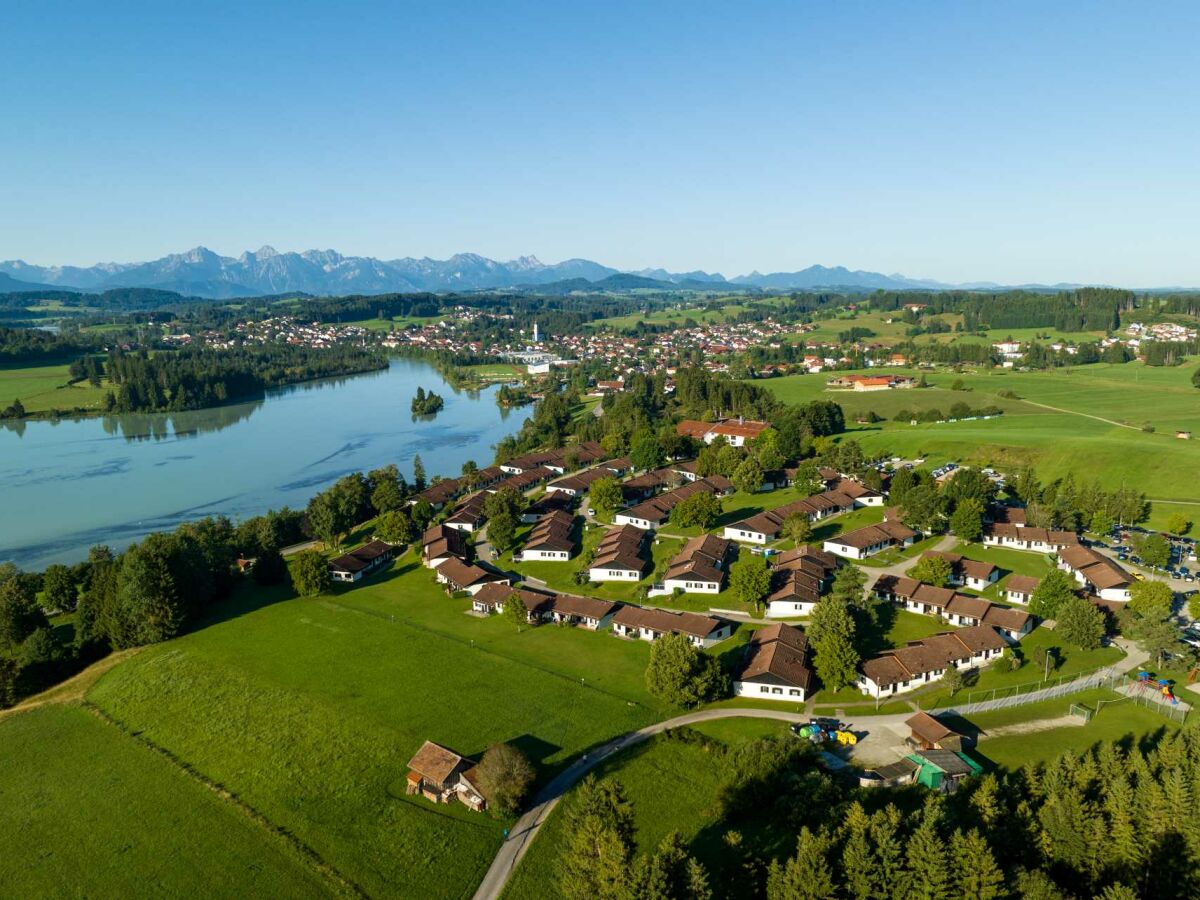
[410,386,445,416]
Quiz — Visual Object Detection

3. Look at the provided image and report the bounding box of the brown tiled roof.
[472,582,554,613]
[547,594,618,620]
[436,557,502,588]
[749,622,808,652]
[1005,574,1041,594]
[905,711,960,745]
[740,639,813,690]
[407,741,467,784]
[981,605,1032,632]
[612,606,725,638]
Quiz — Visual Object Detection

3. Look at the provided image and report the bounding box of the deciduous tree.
[729,554,771,613]
[476,742,536,815]
[291,550,331,597]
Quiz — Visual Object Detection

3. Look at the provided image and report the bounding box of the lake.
[0,359,531,569]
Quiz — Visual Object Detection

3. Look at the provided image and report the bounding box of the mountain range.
[0,246,1095,299]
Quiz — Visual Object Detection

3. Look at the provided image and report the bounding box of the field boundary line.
[1016,398,1140,431]
[83,701,367,899]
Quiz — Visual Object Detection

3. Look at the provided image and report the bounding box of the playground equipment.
[1136,671,1178,705]
[792,718,857,746]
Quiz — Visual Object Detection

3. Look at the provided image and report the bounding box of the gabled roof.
[1005,574,1041,594]
[905,711,962,745]
[407,741,467,784]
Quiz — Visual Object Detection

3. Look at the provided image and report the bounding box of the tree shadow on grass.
[856,601,898,657]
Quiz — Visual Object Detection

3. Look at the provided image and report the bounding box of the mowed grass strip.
[87,569,655,898]
[0,705,331,899]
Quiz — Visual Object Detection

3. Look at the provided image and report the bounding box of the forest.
[100,344,386,413]
[554,724,1200,900]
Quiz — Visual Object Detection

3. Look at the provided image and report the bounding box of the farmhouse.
[826,374,915,391]
[658,534,733,594]
[1056,545,1134,602]
[983,523,1078,553]
[919,550,998,591]
[588,525,650,581]
[405,741,486,812]
[422,525,470,568]
[614,476,734,530]
[518,510,577,561]
[1003,574,1041,605]
[734,623,814,702]
[611,606,733,648]
[722,490,857,544]
[328,540,396,583]
[674,417,771,447]
[435,558,510,595]
[765,545,840,618]
[824,520,918,560]
[858,626,1008,698]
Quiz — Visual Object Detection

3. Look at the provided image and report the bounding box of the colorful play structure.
[1136,671,1178,705]
[792,717,858,746]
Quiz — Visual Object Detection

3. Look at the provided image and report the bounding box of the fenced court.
[927,664,1124,716]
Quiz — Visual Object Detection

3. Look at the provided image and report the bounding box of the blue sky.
[3,1,1199,285]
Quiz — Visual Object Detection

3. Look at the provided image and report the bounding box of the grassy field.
[0,705,330,898]
[503,724,797,900]
[593,299,761,331]
[83,557,661,899]
[0,362,111,414]
[965,687,1182,769]
[754,361,1200,507]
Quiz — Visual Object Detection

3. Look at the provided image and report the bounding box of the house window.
[772,687,783,695]
[789,689,801,696]
[760,685,769,693]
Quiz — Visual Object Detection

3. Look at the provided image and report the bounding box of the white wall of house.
[330,570,361,583]
[520,548,572,561]
[590,567,640,581]
[766,599,817,618]
[1006,590,1032,605]
[823,539,871,560]
[662,577,721,594]
[445,522,476,533]
[722,526,771,544]
[614,513,657,530]
[734,680,806,702]
[1098,585,1132,602]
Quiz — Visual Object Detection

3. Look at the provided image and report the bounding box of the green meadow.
[755,362,1200,510]
[0,362,111,414]
[80,559,663,898]
[0,705,330,899]
[502,723,798,900]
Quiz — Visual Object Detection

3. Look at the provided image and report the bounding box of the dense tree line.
[0,325,93,363]
[558,722,1200,899]
[101,344,386,413]
[0,507,306,707]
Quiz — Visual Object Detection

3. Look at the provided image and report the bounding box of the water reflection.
[0,359,531,568]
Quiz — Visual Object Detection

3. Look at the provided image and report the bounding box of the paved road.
[471,708,829,900]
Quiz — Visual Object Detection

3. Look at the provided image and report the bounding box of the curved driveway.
[470,706,912,900]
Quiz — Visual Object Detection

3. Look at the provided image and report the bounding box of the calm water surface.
[0,359,529,568]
